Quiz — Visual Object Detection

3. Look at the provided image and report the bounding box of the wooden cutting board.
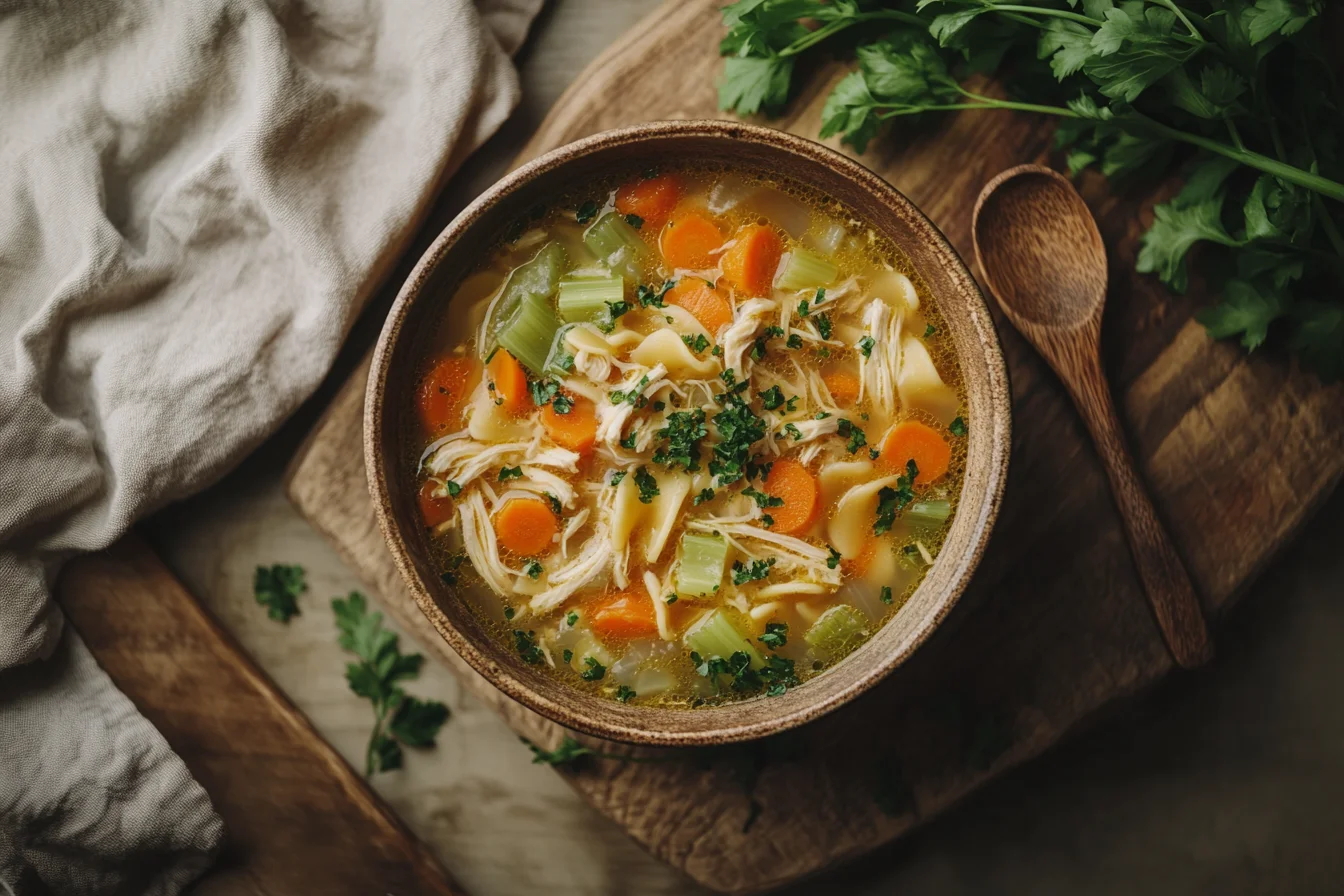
[59,536,464,896]
[285,0,1344,892]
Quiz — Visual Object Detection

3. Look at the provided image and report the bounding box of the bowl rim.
[365,119,1012,746]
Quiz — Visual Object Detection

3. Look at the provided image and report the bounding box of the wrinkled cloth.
[0,0,539,892]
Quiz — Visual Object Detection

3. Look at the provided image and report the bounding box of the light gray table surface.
[145,2,1344,893]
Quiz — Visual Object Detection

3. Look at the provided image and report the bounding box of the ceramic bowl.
[366,120,1011,746]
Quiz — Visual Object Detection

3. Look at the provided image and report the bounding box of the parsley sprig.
[254,564,306,622]
[719,0,1344,379]
[333,592,450,776]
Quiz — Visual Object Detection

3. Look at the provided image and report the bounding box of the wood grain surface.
[58,536,464,896]
[285,0,1344,892]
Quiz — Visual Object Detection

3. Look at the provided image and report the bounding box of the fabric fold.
[0,0,542,892]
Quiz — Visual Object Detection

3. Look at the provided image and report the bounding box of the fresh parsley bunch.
[720,0,1344,378]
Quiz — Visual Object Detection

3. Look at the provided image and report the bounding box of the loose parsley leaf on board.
[254,564,306,622]
[525,735,593,765]
[332,591,450,775]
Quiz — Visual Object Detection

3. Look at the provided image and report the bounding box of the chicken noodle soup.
[411,164,967,706]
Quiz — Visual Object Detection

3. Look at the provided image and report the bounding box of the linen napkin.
[0,0,540,892]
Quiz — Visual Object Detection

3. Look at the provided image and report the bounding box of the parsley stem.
[1152,0,1201,39]
[977,4,1100,28]
[779,9,925,57]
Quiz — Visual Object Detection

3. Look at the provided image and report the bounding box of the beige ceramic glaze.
[366,121,1011,746]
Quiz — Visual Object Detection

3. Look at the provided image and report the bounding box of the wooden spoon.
[972,164,1213,669]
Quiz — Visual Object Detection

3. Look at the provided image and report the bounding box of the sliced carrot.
[615,174,682,228]
[879,419,952,484]
[660,210,724,270]
[719,223,783,297]
[842,535,878,577]
[541,393,598,454]
[666,280,734,336]
[416,355,478,435]
[822,368,862,406]
[493,497,558,556]
[418,480,455,528]
[589,591,660,640]
[762,456,820,535]
[488,349,529,415]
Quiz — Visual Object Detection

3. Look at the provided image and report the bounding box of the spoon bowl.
[972,164,1212,669]
[973,166,1107,332]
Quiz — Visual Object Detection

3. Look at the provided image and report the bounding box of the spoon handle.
[1066,355,1213,669]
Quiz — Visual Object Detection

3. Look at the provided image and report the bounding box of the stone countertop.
[144,2,1344,893]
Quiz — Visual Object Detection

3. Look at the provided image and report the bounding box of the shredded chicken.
[529,532,610,613]
[858,298,903,410]
[643,569,673,642]
[721,298,776,377]
[559,508,591,559]
[686,519,842,586]
[595,363,667,454]
[426,437,578,487]
[458,490,514,596]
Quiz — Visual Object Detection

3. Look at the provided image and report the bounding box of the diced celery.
[685,609,764,669]
[804,605,869,662]
[497,290,561,374]
[485,242,566,359]
[676,533,728,597]
[905,500,951,531]
[584,212,647,281]
[775,248,838,291]
[558,275,624,324]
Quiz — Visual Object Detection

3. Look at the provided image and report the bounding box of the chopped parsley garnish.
[762,513,775,527]
[814,287,825,304]
[758,385,785,410]
[498,466,523,481]
[758,622,788,649]
[551,393,573,415]
[545,493,563,514]
[814,411,831,420]
[580,656,607,681]
[575,200,598,224]
[524,560,543,580]
[874,459,919,535]
[742,485,784,510]
[503,606,515,620]
[529,378,560,406]
[826,546,841,570]
[836,418,867,454]
[709,389,768,485]
[562,648,573,664]
[620,428,639,450]
[615,685,636,703]
[869,448,880,460]
[634,466,660,504]
[731,557,776,585]
[653,400,666,412]
[880,586,894,605]
[609,470,627,487]
[682,333,710,354]
[763,325,785,338]
[858,335,876,358]
[637,279,675,308]
[816,312,833,340]
[711,344,723,357]
[609,373,650,407]
[925,323,936,338]
[797,298,810,317]
[553,352,575,373]
[783,422,803,441]
[785,395,799,413]
[625,213,644,230]
[445,480,462,497]
[653,409,707,471]
[694,487,716,505]
[665,594,678,605]
[816,346,830,358]
[513,629,544,664]
[750,336,769,362]
[950,416,968,437]
[786,333,803,349]
[604,300,633,329]
[566,611,579,626]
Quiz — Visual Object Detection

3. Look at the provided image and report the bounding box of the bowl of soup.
[366,120,1010,745]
